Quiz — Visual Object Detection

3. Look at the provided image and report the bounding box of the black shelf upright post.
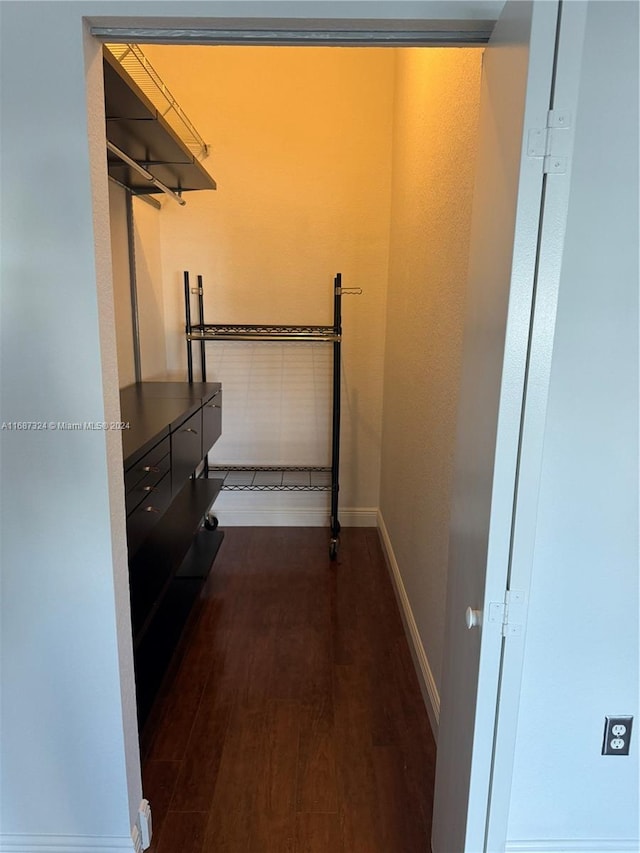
[198,274,209,477]
[184,270,193,384]
[197,274,207,383]
[330,273,342,559]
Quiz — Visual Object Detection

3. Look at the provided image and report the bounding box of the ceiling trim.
[90,21,493,47]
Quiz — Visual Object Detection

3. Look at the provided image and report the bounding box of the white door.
[432,2,561,851]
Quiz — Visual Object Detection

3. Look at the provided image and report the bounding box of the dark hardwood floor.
[141,527,436,852]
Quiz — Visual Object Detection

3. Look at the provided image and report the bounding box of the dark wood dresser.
[120,381,223,727]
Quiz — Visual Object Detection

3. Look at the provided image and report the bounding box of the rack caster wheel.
[329,538,339,560]
[204,514,219,531]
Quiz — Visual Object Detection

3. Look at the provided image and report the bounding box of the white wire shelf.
[105,43,209,162]
[207,465,332,491]
[188,323,339,342]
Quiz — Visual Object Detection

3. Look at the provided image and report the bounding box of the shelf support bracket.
[107,140,187,206]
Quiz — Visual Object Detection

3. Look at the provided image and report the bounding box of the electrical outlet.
[602,716,633,755]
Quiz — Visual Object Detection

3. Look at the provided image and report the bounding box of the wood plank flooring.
[141,527,436,852]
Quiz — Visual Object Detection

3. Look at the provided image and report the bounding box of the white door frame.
[485,3,588,848]
[432,4,589,848]
[433,3,563,849]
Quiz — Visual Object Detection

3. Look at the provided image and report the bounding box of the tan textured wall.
[380,48,482,694]
[108,183,136,388]
[109,189,168,386]
[132,198,168,381]
[143,45,395,513]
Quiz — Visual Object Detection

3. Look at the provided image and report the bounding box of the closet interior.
[106,41,483,729]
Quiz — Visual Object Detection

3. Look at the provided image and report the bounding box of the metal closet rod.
[106,140,186,206]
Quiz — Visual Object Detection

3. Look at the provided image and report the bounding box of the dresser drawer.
[125,452,171,516]
[202,390,222,455]
[126,470,173,558]
[124,436,171,494]
[171,409,203,495]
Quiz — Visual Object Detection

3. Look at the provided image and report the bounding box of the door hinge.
[527,109,572,174]
[489,589,526,637]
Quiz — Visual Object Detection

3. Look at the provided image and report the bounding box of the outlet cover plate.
[602,716,633,755]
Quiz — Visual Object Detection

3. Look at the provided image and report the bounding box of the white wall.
[505,2,639,848]
[379,47,482,725]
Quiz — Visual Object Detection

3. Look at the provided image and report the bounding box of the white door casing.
[485,2,589,848]
[432,2,562,850]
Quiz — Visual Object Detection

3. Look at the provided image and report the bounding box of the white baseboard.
[506,841,640,852]
[213,506,378,527]
[376,510,440,739]
[0,836,133,853]
[337,508,378,527]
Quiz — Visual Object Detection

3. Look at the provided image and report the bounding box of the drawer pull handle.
[142,465,160,473]
[142,485,156,492]
[183,428,199,434]
[207,404,221,409]
[143,506,161,514]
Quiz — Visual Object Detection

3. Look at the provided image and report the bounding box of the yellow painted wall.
[108,188,168,386]
[380,48,483,701]
[143,45,396,516]
[109,182,136,387]
[132,197,168,381]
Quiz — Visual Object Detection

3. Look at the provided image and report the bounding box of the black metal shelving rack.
[183,272,358,559]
